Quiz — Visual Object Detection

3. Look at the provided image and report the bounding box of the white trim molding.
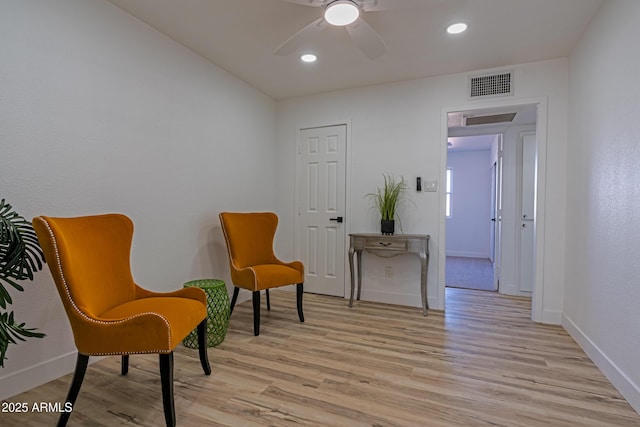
[562,314,640,414]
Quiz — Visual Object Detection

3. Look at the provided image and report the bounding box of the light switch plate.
[424,180,438,192]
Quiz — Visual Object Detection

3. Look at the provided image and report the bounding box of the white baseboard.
[499,282,535,299]
[542,309,562,325]
[0,351,77,400]
[446,251,490,258]
[562,314,640,414]
[500,282,518,295]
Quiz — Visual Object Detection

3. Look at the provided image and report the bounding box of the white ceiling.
[106,0,603,100]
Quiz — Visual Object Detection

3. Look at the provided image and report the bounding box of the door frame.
[490,160,497,264]
[490,136,503,291]
[293,120,352,298]
[439,97,548,322]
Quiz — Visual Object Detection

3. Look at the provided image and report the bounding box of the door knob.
[329,216,343,223]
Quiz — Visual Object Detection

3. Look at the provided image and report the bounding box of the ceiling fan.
[275,0,390,60]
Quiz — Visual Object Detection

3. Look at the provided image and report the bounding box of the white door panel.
[297,125,346,297]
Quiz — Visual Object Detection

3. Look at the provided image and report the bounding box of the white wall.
[446,150,492,258]
[0,0,276,399]
[564,0,640,412]
[276,58,568,316]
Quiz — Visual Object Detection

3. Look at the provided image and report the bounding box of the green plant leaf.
[0,199,47,367]
[365,173,409,221]
[0,199,46,308]
[0,311,46,368]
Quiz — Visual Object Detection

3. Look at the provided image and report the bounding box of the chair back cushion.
[33,214,137,318]
[219,212,279,269]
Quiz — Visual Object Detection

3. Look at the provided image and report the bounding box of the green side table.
[183,279,230,348]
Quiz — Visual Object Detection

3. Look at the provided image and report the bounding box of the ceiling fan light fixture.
[324,0,360,26]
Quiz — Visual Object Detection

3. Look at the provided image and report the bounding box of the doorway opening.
[445,133,500,292]
[443,103,538,309]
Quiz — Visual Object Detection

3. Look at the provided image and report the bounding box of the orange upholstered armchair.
[32,214,211,427]
[219,212,304,336]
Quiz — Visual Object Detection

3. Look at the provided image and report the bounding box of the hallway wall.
[564,0,640,412]
[446,149,492,258]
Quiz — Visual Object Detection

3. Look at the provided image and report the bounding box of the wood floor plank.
[1,288,638,426]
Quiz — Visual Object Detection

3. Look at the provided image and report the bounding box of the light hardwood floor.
[2,288,639,426]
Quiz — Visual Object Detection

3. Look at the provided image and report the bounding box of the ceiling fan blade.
[361,0,442,12]
[274,17,327,56]
[345,18,387,59]
[280,0,326,7]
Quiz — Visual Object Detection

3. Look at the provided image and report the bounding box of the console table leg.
[356,250,363,301]
[348,247,355,307]
[420,252,428,316]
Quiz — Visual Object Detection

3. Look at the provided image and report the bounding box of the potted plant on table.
[0,199,46,367]
[366,173,409,235]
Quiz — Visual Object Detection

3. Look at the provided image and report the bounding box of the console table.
[348,233,430,315]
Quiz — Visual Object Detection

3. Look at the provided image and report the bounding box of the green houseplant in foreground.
[366,174,409,235]
[0,199,46,367]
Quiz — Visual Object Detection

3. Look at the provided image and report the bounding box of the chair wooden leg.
[252,291,260,336]
[197,320,211,375]
[266,289,271,311]
[57,353,89,427]
[296,283,304,323]
[159,352,176,427]
[121,355,129,375]
[229,287,240,315]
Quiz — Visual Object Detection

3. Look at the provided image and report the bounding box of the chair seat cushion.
[99,297,206,352]
[250,264,303,291]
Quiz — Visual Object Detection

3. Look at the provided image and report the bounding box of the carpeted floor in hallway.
[445,256,496,291]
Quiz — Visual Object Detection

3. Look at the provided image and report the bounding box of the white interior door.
[520,132,536,293]
[297,125,347,297]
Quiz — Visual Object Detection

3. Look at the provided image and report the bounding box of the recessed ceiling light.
[300,53,317,63]
[324,0,360,26]
[446,22,468,35]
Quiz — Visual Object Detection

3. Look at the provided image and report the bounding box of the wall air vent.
[468,71,513,99]
[464,112,516,126]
